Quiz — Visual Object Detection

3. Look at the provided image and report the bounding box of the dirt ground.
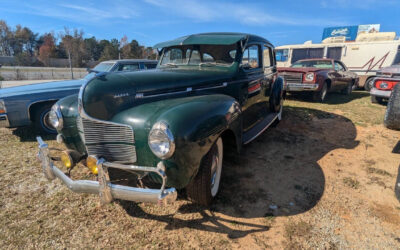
[1,91,400,249]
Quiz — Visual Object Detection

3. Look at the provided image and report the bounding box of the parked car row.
[0,32,395,212]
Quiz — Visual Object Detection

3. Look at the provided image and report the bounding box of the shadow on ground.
[287,90,369,104]
[119,106,359,236]
[11,125,55,142]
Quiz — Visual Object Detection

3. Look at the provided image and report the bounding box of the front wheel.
[364,78,374,92]
[384,84,400,130]
[313,82,328,102]
[34,104,57,134]
[186,137,223,206]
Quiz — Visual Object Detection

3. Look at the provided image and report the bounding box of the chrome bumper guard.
[370,88,391,98]
[285,83,319,91]
[36,136,177,205]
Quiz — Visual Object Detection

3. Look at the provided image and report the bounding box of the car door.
[241,44,268,132]
[334,61,348,89]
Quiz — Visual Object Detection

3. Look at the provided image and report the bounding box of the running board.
[242,113,278,145]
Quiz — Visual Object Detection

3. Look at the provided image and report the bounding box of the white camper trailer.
[276,32,400,90]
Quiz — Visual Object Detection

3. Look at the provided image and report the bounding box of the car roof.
[153,32,272,48]
[101,59,158,64]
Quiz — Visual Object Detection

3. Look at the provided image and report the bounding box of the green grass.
[285,91,386,126]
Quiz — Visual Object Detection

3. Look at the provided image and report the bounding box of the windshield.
[275,49,289,62]
[291,60,333,69]
[159,44,238,67]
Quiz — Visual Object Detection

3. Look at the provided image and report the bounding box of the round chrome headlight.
[49,104,63,130]
[305,72,314,82]
[148,121,175,159]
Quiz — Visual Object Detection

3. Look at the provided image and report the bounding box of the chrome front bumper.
[36,136,177,205]
[285,83,319,91]
[0,114,10,128]
[370,88,391,99]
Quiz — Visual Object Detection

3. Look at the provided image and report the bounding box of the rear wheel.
[186,137,223,206]
[341,81,353,95]
[33,104,57,134]
[384,84,400,130]
[313,82,328,102]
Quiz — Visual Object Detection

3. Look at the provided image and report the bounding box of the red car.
[278,59,359,102]
[370,64,400,104]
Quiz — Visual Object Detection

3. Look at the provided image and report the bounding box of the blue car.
[0,59,157,134]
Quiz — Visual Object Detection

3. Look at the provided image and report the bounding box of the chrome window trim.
[135,82,228,99]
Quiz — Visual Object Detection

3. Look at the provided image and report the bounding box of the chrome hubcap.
[210,138,223,197]
[211,155,219,188]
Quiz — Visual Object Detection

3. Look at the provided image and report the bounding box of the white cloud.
[4,1,139,24]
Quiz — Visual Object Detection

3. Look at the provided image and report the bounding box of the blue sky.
[0,0,399,47]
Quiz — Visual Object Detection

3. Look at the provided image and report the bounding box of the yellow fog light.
[61,151,73,168]
[86,155,99,175]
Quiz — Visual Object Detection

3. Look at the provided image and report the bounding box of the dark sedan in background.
[278,59,359,102]
[0,59,157,134]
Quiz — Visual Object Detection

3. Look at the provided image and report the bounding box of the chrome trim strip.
[135,82,229,99]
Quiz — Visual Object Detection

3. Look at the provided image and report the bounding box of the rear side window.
[242,45,260,69]
[263,46,273,67]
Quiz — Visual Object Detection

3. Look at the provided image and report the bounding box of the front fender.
[111,94,242,188]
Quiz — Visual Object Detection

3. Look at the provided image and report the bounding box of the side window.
[188,50,201,64]
[241,45,260,69]
[202,53,214,63]
[161,48,183,64]
[144,63,156,69]
[118,63,139,71]
[263,45,273,68]
[334,62,344,71]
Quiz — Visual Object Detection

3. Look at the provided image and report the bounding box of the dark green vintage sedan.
[37,33,284,206]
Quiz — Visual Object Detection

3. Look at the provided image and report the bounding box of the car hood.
[82,67,236,120]
[0,79,85,98]
[277,67,329,73]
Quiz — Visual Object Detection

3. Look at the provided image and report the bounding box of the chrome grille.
[282,73,303,83]
[78,116,137,163]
